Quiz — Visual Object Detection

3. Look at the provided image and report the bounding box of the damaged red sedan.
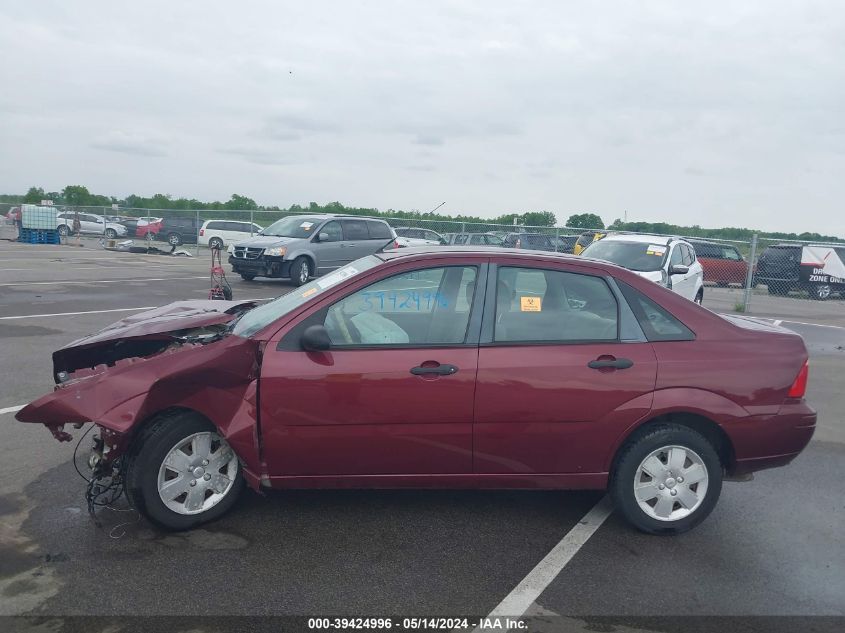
[17,247,816,533]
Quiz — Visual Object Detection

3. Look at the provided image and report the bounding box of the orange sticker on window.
[520,296,542,312]
[301,287,318,298]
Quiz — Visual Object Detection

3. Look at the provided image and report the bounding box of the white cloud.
[0,0,843,235]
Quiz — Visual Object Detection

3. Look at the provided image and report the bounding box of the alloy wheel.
[156,432,239,515]
[633,445,709,521]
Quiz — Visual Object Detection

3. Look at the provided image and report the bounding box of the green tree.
[62,185,92,207]
[225,194,258,210]
[566,213,605,229]
[22,187,45,203]
[521,211,557,227]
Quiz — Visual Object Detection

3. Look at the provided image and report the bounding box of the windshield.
[260,216,324,238]
[582,240,668,272]
[231,256,382,337]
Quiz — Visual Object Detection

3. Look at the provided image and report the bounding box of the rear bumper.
[228,256,291,279]
[728,402,816,475]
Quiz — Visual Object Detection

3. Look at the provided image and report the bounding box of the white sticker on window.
[646,245,667,255]
[300,222,314,230]
[316,266,359,290]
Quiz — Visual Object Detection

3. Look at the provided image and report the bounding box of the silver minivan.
[228,215,397,285]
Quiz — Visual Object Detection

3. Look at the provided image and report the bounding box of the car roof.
[377,245,599,264]
[598,233,679,245]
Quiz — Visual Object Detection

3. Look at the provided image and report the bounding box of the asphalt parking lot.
[1,240,843,630]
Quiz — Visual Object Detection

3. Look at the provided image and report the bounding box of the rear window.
[206,221,224,230]
[762,246,800,261]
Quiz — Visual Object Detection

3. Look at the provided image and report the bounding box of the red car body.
[17,248,815,527]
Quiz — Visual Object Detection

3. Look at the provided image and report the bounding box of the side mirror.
[301,324,331,352]
[317,232,330,242]
[669,264,689,276]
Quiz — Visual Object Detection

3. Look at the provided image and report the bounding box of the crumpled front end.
[15,301,266,489]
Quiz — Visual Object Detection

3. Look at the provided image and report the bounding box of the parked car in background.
[17,246,816,534]
[688,240,751,287]
[582,234,705,303]
[199,220,263,249]
[56,212,127,238]
[551,234,579,253]
[394,227,447,246]
[573,231,607,255]
[155,217,200,246]
[755,243,845,300]
[502,232,556,251]
[121,216,163,239]
[229,214,397,285]
[445,232,505,246]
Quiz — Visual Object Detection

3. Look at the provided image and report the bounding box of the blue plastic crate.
[18,228,61,244]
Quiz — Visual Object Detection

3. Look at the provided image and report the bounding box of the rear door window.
[342,220,370,241]
[618,282,694,342]
[494,267,618,343]
[366,221,391,239]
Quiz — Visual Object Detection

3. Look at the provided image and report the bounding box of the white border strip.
[0,405,24,416]
[476,496,613,625]
[0,276,206,287]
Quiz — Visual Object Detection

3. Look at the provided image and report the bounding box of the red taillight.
[788,360,809,399]
[199,228,205,236]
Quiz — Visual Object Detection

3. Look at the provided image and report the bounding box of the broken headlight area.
[74,424,132,526]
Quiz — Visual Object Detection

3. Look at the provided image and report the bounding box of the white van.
[199,220,263,249]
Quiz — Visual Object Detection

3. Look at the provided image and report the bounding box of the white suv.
[581,234,705,303]
[199,220,263,249]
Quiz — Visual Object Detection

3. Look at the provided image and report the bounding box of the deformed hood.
[53,300,257,377]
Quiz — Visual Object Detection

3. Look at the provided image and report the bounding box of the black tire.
[694,288,704,305]
[810,284,831,301]
[167,232,182,246]
[125,411,244,531]
[209,237,224,250]
[240,273,256,281]
[57,224,70,236]
[289,256,311,286]
[105,228,117,239]
[610,424,723,535]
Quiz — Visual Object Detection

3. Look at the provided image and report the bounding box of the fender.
[16,335,264,481]
[285,249,317,271]
[601,387,750,471]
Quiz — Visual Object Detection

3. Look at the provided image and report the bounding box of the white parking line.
[0,306,157,320]
[0,276,206,287]
[0,405,24,416]
[476,496,613,625]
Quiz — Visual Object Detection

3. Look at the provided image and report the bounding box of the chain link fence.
[2,202,843,312]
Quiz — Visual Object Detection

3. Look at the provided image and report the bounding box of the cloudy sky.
[1,1,843,234]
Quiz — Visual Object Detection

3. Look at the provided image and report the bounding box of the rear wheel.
[167,232,182,246]
[57,224,70,236]
[209,237,224,250]
[290,256,311,286]
[610,424,722,534]
[811,284,831,301]
[125,411,243,531]
[240,273,256,281]
[694,288,704,305]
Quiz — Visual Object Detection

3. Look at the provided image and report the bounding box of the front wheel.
[57,224,70,236]
[240,273,256,281]
[105,228,117,239]
[209,237,224,250]
[289,256,311,286]
[167,232,182,246]
[610,424,722,534]
[125,411,244,531]
[694,288,704,305]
